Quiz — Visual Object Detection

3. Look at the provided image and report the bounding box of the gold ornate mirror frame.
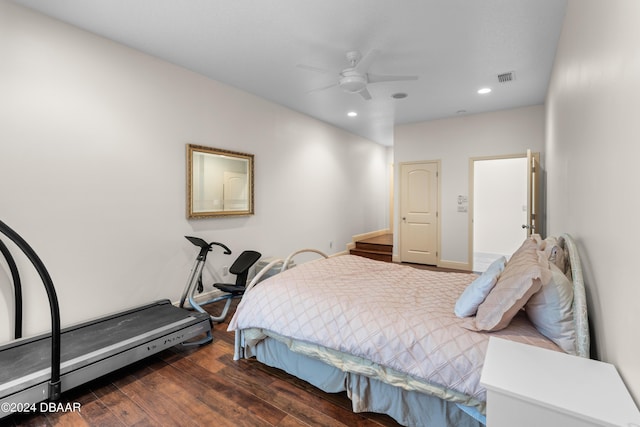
[187,144,254,218]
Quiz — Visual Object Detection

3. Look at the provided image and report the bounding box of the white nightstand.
[480,337,640,427]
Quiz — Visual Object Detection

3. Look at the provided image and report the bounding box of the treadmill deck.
[0,300,210,417]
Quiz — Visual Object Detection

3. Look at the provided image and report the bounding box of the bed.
[228,234,589,426]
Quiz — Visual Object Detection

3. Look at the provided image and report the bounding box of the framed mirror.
[187,144,254,218]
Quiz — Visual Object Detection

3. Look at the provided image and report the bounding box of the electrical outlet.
[329,241,333,249]
[222,266,229,275]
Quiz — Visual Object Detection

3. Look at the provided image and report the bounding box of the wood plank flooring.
[2,300,400,427]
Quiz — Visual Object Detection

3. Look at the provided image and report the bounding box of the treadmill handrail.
[0,220,61,401]
[0,238,22,339]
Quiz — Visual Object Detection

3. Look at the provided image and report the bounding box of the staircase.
[349,234,393,262]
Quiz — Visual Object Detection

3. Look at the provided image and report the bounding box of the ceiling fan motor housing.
[339,69,368,93]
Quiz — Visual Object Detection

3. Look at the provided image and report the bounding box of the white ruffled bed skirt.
[247,336,484,427]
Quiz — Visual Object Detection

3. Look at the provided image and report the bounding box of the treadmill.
[0,220,212,419]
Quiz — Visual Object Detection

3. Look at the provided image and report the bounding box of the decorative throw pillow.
[531,234,544,248]
[454,257,506,318]
[525,262,576,354]
[464,238,545,332]
[543,236,567,272]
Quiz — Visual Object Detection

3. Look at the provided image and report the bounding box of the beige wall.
[394,105,545,267]
[0,1,390,341]
[546,0,640,402]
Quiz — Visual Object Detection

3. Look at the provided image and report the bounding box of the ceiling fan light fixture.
[339,72,368,93]
[303,49,418,101]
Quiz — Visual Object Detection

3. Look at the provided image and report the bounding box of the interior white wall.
[545,0,640,402]
[0,1,390,341]
[394,105,544,266]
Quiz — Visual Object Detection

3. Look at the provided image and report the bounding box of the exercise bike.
[179,236,261,323]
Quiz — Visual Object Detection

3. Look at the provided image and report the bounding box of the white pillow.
[454,256,506,318]
[525,261,576,354]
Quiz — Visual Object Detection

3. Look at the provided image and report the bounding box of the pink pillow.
[464,238,545,331]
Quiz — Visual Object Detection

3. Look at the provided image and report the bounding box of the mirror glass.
[187,144,254,218]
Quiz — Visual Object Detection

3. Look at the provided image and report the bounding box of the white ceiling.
[12,0,567,146]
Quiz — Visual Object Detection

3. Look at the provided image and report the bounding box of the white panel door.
[526,149,541,236]
[400,162,439,265]
[223,171,248,211]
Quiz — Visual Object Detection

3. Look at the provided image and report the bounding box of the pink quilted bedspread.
[229,255,559,402]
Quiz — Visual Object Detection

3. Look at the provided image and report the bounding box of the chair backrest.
[230,250,262,286]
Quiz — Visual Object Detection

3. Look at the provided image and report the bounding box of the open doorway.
[470,155,528,272]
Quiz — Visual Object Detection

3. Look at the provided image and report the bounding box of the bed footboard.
[234,248,328,360]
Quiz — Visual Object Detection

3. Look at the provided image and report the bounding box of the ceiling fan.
[298,49,418,100]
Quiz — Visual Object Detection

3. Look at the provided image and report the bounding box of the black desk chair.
[211,250,262,321]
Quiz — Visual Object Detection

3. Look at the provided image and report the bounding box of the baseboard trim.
[391,255,472,272]
[172,288,223,308]
[437,260,472,272]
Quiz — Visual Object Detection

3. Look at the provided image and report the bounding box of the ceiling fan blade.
[296,63,332,74]
[359,87,372,100]
[368,73,419,83]
[354,49,380,74]
[306,82,338,94]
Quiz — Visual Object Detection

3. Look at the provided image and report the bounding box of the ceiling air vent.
[497,71,515,83]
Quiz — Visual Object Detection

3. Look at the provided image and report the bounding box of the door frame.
[468,153,536,271]
[398,160,441,265]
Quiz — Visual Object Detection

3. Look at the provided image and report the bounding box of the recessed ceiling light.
[477,88,492,94]
[347,111,358,117]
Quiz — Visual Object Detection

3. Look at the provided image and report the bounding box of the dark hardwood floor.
[2,300,400,427]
